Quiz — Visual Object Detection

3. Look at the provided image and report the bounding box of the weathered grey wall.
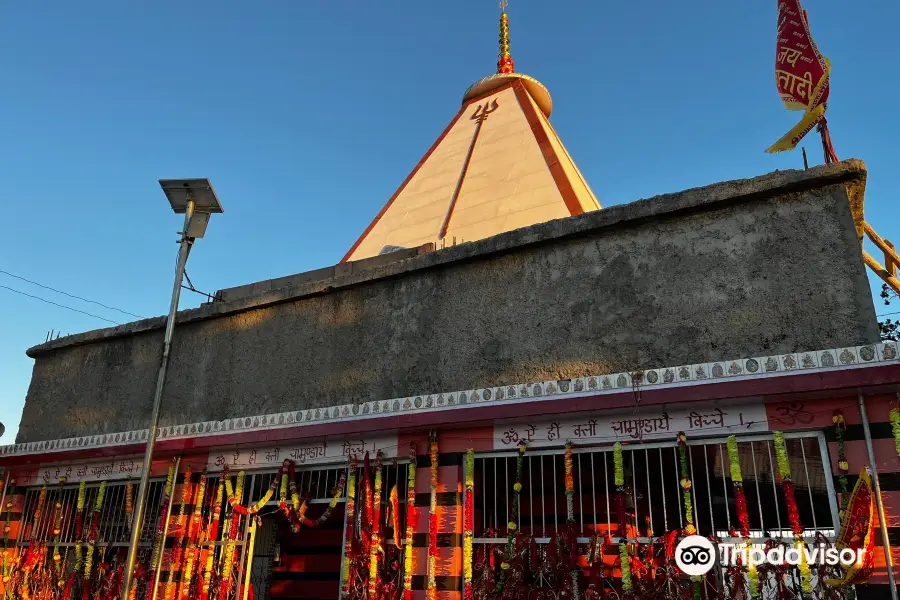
[18,160,876,443]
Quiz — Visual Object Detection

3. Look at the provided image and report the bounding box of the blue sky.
[1,1,897,441]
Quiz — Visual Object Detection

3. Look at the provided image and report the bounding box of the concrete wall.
[17,160,876,443]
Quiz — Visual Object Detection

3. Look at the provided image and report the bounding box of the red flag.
[766,0,832,153]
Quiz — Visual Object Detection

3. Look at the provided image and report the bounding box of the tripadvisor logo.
[674,535,866,576]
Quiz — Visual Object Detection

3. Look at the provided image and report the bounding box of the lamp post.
[122,179,223,599]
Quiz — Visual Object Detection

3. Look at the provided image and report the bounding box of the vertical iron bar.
[644,449,653,535]
[673,448,682,527]
[658,449,668,532]
[590,453,597,532]
[577,453,584,534]
[765,441,783,537]
[702,446,715,537]
[540,456,546,537]
[552,454,558,533]
[799,439,818,531]
[749,442,764,536]
[630,451,639,535]
[718,445,731,532]
[604,452,611,536]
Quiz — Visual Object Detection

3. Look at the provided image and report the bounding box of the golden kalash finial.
[497,1,515,74]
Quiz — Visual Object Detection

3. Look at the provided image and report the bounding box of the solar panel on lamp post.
[122,179,223,600]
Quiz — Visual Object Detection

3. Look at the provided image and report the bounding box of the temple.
[0,5,898,600]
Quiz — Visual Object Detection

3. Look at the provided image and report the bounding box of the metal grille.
[472,432,838,544]
[17,479,166,547]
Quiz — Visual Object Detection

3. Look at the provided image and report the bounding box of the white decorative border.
[3,342,897,458]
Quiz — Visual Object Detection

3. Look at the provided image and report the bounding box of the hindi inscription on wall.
[494,403,769,449]
[205,433,398,471]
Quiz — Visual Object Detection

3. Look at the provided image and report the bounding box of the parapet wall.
[17,160,876,443]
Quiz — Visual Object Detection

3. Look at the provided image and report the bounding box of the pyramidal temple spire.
[497,1,515,74]
[341,3,601,263]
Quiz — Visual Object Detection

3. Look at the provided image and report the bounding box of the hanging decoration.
[2,475,15,585]
[833,411,851,515]
[676,432,701,600]
[403,444,417,600]
[340,457,358,600]
[167,467,193,600]
[772,431,811,595]
[727,435,758,599]
[824,468,875,587]
[180,471,207,600]
[152,463,177,579]
[368,451,385,600]
[891,408,900,460]
[613,442,631,597]
[83,481,107,600]
[219,470,244,600]
[51,477,66,583]
[427,432,440,600]
[464,449,475,600]
[200,476,224,600]
[74,481,87,574]
[125,478,134,528]
[390,486,401,548]
[563,441,580,600]
[494,441,526,598]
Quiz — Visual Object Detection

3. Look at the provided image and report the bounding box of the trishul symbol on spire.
[497,0,515,74]
[471,99,499,123]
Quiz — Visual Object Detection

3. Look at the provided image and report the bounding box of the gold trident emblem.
[471,99,499,123]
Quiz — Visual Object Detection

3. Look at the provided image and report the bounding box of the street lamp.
[122,179,223,599]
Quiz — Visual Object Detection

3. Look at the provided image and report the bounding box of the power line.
[0,269,146,320]
[0,284,120,325]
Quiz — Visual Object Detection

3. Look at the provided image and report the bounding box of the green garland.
[677,432,701,600]
[613,443,631,594]
[891,408,900,460]
[773,431,791,480]
[495,443,526,596]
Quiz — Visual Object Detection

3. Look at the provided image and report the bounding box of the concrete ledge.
[26,159,867,359]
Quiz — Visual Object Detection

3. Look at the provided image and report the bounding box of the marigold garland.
[613,442,631,595]
[83,481,106,600]
[390,486,401,548]
[427,432,440,600]
[2,476,15,584]
[403,444,417,600]
[833,411,850,516]
[74,481,87,573]
[219,470,243,600]
[200,476,224,600]
[125,479,134,528]
[33,487,48,532]
[726,436,758,598]
[166,467,192,600]
[152,463,177,575]
[772,431,811,594]
[463,449,475,600]
[51,478,66,568]
[564,441,580,600]
[180,471,207,600]
[891,408,900,460]
[495,442,526,597]
[368,451,384,600]
[340,457,358,600]
[676,432,701,600]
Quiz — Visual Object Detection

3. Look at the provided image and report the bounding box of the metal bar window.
[472,432,838,545]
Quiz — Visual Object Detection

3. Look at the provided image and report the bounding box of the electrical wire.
[0,268,145,319]
[0,284,120,325]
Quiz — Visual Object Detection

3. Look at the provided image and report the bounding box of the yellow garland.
[403,446,417,598]
[726,436,742,483]
[369,454,384,599]
[166,469,192,600]
[891,408,900,459]
[797,539,812,594]
[463,449,475,594]
[613,442,624,487]
[427,433,439,600]
[202,478,224,596]
[84,481,107,579]
[341,465,357,599]
[619,544,632,591]
[773,431,791,480]
[279,473,288,504]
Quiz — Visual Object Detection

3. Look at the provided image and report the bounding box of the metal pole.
[857,393,899,600]
[122,200,195,596]
[150,456,182,600]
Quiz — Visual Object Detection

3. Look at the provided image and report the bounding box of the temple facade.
[1,6,898,600]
